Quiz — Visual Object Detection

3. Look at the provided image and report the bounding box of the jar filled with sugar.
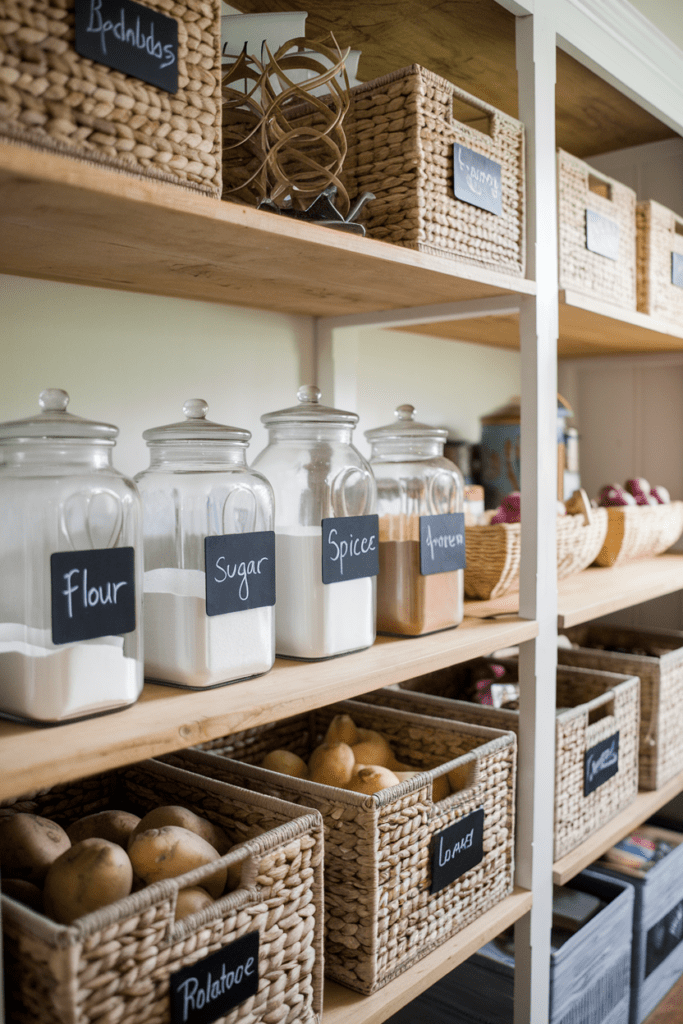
[135,400,275,687]
[366,404,465,636]
[0,389,143,723]
[252,385,377,660]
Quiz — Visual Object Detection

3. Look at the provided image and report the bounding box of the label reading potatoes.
[672,252,683,288]
[452,145,502,216]
[321,514,379,584]
[50,547,136,645]
[170,931,259,1024]
[419,513,466,575]
[204,531,275,616]
[430,807,484,894]
[584,732,619,796]
[586,209,620,261]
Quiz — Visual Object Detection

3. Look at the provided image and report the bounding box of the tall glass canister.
[366,404,465,636]
[0,389,143,723]
[252,386,378,660]
[135,400,275,687]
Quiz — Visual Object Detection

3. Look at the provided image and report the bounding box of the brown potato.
[2,878,43,913]
[261,749,308,779]
[346,766,400,795]
[308,742,355,787]
[175,886,214,921]
[43,838,133,924]
[351,731,394,768]
[128,826,227,899]
[0,813,70,884]
[129,806,228,855]
[67,810,140,849]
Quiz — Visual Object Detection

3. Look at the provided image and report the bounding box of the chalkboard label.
[453,145,502,216]
[646,895,683,978]
[51,547,136,645]
[321,514,379,585]
[204,532,275,616]
[170,931,259,1024]
[584,732,619,796]
[430,807,484,894]
[75,0,179,93]
[586,209,620,261]
[420,513,466,576]
[672,252,683,288]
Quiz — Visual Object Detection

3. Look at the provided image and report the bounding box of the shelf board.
[323,887,532,1024]
[553,767,683,885]
[0,614,536,802]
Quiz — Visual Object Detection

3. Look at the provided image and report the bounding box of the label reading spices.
[51,547,136,644]
[419,513,466,576]
[672,252,683,288]
[170,932,259,1024]
[584,732,619,796]
[322,514,379,584]
[586,209,620,261]
[430,808,485,894]
[204,532,275,616]
[452,145,502,216]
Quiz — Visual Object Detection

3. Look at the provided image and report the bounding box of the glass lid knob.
[183,399,209,420]
[395,404,415,421]
[39,388,70,413]
[298,385,321,404]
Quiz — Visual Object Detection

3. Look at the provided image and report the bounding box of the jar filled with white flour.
[0,389,143,723]
[253,386,377,660]
[135,400,275,687]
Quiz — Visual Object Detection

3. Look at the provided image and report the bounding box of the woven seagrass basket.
[172,698,517,995]
[384,661,640,861]
[559,625,683,791]
[464,508,608,600]
[558,149,636,309]
[0,0,222,195]
[1,759,324,1024]
[637,200,683,324]
[594,501,683,567]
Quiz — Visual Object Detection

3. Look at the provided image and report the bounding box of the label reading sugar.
[321,514,379,584]
[586,209,620,261]
[672,252,683,288]
[419,513,466,576]
[646,896,683,978]
[75,0,179,93]
[170,931,259,1024]
[584,732,619,796]
[50,547,136,645]
[453,145,502,216]
[430,808,485,894]
[204,532,275,616]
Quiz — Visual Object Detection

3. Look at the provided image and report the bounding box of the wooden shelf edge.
[553,766,683,885]
[322,887,532,1024]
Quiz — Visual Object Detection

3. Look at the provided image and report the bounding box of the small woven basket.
[464,509,608,600]
[559,625,683,791]
[558,149,636,309]
[636,200,683,325]
[2,759,324,1024]
[384,661,640,861]
[0,0,222,196]
[172,698,517,995]
[593,501,683,567]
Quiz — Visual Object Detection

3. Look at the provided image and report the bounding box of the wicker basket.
[637,200,683,325]
[558,149,636,309]
[593,501,683,567]
[0,0,222,196]
[381,660,640,861]
[1,759,324,1024]
[171,698,517,995]
[464,508,608,600]
[559,625,683,791]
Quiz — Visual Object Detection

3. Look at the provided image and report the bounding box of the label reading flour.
[584,732,619,796]
[50,547,136,645]
[322,514,379,584]
[170,931,259,1024]
[204,532,275,616]
[419,513,466,576]
[430,807,485,894]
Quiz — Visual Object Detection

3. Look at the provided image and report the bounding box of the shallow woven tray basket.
[0,0,222,196]
[384,662,640,862]
[594,501,683,567]
[637,200,683,324]
[558,149,636,309]
[1,759,324,1024]
[559,625,683,791]
[464,508,608,600]
[172,698,517,996]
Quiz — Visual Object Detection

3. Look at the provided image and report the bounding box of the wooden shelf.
[464,553,683,628]
[0,614,536,802]
[553,767,683,885]
[322,887,532,1024]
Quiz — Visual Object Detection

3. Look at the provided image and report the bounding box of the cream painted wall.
[628,0,683,52]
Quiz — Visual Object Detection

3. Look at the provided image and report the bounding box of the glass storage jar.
[366,404,465,636]
[0,389,143,723]
[135,400,275,687]
[252,385,377,660]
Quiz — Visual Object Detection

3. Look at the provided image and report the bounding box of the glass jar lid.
[0,389,118,441]
[365,404,448,443]
[260,385,358,426]
[143,399,251,444]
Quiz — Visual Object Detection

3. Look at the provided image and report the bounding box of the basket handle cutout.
[452,95,493,138]
[675,220,683,237]
[588,174,612,201]
[443,759,478,797]
[587,696,615,727]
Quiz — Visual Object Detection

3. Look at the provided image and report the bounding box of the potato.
[0,813,70,884]
[128,826,227,899]
[130,806,228,855]
[175,886,214,921]
[261,749,308,779]
[2,878,43,913]
[346,766,400,794]
[67,810,140,849]
[43,838,133,924]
